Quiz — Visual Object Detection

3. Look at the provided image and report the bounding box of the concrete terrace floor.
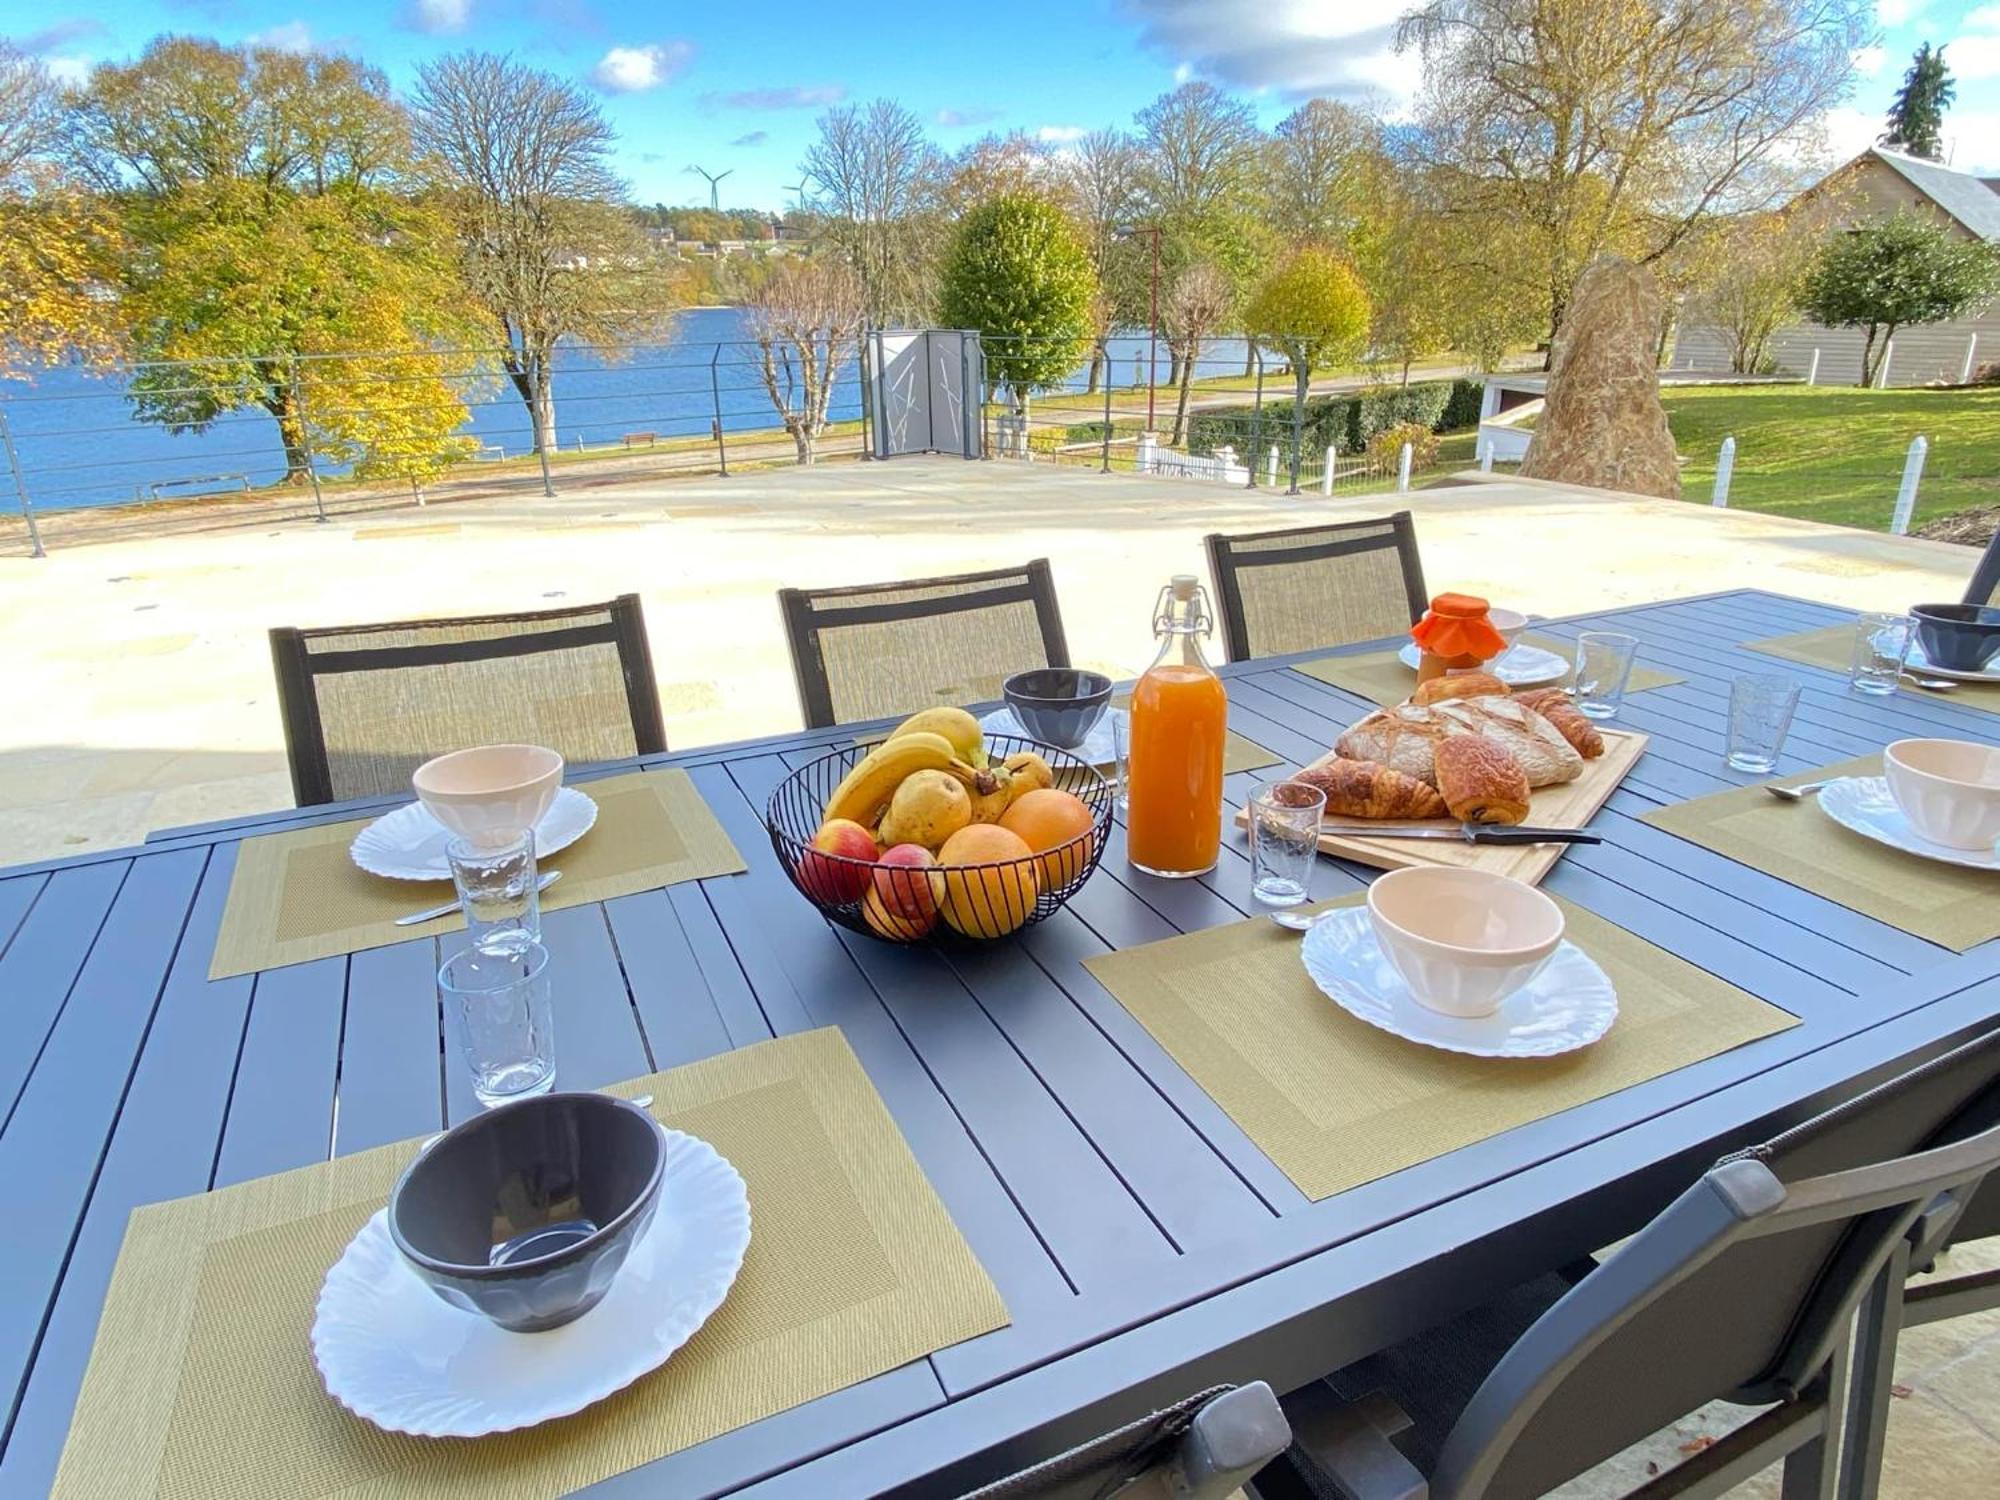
[3,456,1999,1492]
[1,456,1986,866]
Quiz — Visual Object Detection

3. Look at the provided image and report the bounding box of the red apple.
[800,818,877,904]
[872,843,943,921]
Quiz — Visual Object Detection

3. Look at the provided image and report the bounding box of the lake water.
[0,306,1253,513]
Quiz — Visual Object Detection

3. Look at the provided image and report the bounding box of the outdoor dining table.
[5,587,2000,1499]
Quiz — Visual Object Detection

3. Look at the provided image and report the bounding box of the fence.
[1695,430,1991,536]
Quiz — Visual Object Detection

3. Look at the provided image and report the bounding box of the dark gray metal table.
[4,589,1999,1499]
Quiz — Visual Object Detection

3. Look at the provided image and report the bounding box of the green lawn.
[1660,385,2000,533]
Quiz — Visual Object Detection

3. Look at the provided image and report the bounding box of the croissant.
[1412,672,1511,707]
[1514,688,1605,758]
[1434,734,1530,825]
[1298,758,1449,820]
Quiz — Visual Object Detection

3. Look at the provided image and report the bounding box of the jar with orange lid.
[1410,593,1508,683]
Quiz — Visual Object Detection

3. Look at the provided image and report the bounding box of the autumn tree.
[1055,129,1143,392]
[412,52,673,457]
[1881,43,1954,160]
[1243,246,1371,489]
[1796,212,2000,386]
[1354,175,1454,386]
[1161,263,1232,444]
[1398,0,1870,356]
[800,100,946,325]
[745,257,865,465]
[68,39,474,482]
[937,193,1098,428]
[1265,99,1377,247]
[1689,209,1830,372]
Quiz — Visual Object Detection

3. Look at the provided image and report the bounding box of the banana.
[823,733,980,828]
[888,706,987,768]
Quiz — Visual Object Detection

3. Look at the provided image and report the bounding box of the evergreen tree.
[1880,43,1955,160]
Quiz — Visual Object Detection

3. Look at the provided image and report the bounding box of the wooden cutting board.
[1235,730,1647,886]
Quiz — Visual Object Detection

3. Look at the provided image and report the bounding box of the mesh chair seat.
[779,560,1070,728]
[269,594,667,805]
[1204,515,1429,663]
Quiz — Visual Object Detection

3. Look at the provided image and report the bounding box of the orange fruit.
[999,788,1097,890]
[936,824,1039,938]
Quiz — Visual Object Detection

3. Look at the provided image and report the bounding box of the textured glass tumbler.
[440,942,556,1108]
[1849,612,1913,696]
[1573,632,1640,720]
[448,829,540,956]
[1249,780,1327,909]
[1726,673,1802,774]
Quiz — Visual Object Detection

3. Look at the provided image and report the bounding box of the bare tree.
[1161,263,1232,445]
[745,258,865,465]
[1133,82,1260,222]
[799,100,945,326]
[1399,0,1869,353]
[411,51,672,454]
[0,43,61,186]
[1059,129,1143,392]
[1265,99,1377,247]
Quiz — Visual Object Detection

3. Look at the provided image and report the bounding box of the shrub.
[1368,421,1439,472]
[1969,360,2000,388]
[1353,382,1452,447]
[1439,377,1485,430]
[1184,378,1465,467]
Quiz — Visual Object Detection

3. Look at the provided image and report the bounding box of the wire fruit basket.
[764,734,1115,944]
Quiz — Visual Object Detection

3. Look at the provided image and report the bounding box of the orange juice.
[1127,664,1229,876]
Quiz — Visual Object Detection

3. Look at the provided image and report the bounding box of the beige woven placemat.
[210,769,747,980]
[53,1027,1008,1499]
[1642,755,2000,951]
[1084,896,1795,1202]
[1744,624,2000,717]
[1293,632,1684,708]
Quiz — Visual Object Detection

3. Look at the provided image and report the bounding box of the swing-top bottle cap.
[1169,574,1199,601]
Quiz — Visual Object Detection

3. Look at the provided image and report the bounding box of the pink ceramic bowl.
[1366,866,1565,1017]
[411,745,564,848]
[1883,739,2000,851]
[1487,607,1528,649]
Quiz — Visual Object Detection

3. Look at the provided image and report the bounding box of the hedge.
[1184,377,1481,469]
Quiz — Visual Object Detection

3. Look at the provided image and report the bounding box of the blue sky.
[6,0,2000,207]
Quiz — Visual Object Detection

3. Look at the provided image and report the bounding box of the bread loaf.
[1297,759,1449,820]
[1434,734,1530,825]
[1335,698,1583,789]
[1412,672,1510,706]
[1514,688,1605,758]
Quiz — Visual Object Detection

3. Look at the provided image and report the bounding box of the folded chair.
[962,1383,1289,1500]
[778,560,1070,727]
[1203,515,1429,664]
[269,594,667,805]
[1252,1025,2000,1500]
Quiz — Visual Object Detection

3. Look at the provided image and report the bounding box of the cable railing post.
[710,343,729,477]
[1100,338,1114,473]
[1288,375,1304,495]
[1247,345,1264,490]
[289,358,329,524]
[1890,434,1927,536]
[0,409,47,558]
[858,329,875,461]
[1712,435,1736,507]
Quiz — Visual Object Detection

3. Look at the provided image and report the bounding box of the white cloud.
[1126,0,1420,107]
[400,0,472,35]
[247,20,315,52]
[1851,44,1887,76]
[1036,124,1087,143]
[1819,105,1881,162]
[707,85,845,109]
[936,107,1002,128]
[590,42,693,94]
[1876,0,1930,25]
[1940,109,2000,172]
[43,53,92,83]
[1949,6,2000,79]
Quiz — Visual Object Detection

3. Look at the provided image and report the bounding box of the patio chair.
[1203,514,1429,664]
[961,1382,1289,1499]
[778,560,1071,728]
[1962,527,2000,606]
[1252,1024,2000,1500]
[269,594,667,806]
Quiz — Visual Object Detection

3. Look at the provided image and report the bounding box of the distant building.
[1675,146,2000,387]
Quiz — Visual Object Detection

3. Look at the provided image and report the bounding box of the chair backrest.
[959,1383,1289,1500]
[1203,514,1428,663]
[269,593,667,806]
[1964,528,2000,607]
[1429,1024,2000,1500]
[778,560,1070,728]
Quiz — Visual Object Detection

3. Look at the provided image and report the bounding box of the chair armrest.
[1282,1382,1429,1500]
[1170,1382,1292,1500]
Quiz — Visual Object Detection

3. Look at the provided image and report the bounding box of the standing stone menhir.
[1521,257,1680,501]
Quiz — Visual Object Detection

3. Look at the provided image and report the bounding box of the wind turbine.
[687,164,733,212]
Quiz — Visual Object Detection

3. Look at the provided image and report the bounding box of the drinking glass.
[447,829,540,956]
[1726,673,1802,773]
[1849,612,1914,696]
[1248,780,1326,909]
[439,941,556,1108]
[1110,709,1131,813]
[1573,632,1640,720]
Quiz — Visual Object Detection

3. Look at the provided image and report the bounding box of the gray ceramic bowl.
[1003,668,1113,750]
[388,1091,666,1333]
[1912,603,2000,674]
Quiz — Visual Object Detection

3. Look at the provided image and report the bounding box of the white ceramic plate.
[1395,640,1571,688]
[1818,776,2000,872]
[350,786,598,881]
[1300,905,1618,1059]
[980,705,1122,767]
[1901,638,2000,684]
[312,1126,751,1438]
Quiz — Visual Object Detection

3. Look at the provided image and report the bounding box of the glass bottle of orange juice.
[1127,575,1228,878]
